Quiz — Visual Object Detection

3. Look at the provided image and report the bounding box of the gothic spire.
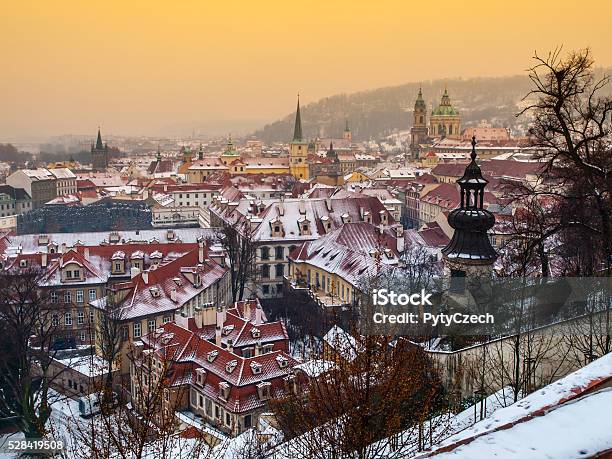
[96,127,104,150]
[293,94,303,142]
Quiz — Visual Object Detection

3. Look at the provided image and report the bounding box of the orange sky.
[3,0,612,140]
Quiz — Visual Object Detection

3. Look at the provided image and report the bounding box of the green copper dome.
[432,88,458,116]
[223,136,240,156]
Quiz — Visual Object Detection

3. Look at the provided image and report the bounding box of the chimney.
[194,306,203,329]
[60,243,67,254]
[227,338,234,354]
[170,288,177,302]
[216,306,226,327]
[255,302,263,326]
[215,325,222,347]
[41,253,48,268]
[254,341,262,357]
[396,233,405,254]
[130,266,140,278]
[198,241,205,264]
[142,271,149,285]
[325,198,333,211]
[84,247,90,260]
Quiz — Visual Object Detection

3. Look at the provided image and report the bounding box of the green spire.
[292,94,303,142]
[95,127,104,150]
[415,86,426,110]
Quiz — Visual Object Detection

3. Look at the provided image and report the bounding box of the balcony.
[284,275,352,310]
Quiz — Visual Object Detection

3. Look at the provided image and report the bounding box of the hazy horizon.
[4,0,612,142]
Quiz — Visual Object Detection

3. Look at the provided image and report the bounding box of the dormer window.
[207,350,218,362]
[149,287,161,298]
[251,328,261,339]
[225,360,238,373]
[195,368,206,386]
[222,325,234,336]
[250,361,262,374]
[321,216,332,232]
[19,259,27,268]
[218,382,230,400]
[379,210,388,224]
[298,217,311,236]
[256,382,271,400]
[341,213,352,223]
[160,333,174,344]
[363,211,372,224]
[276,355,288,368]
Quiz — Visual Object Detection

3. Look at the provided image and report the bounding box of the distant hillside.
[252,70,612,143]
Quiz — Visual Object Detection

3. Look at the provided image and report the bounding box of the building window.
[78,311,84,324]
[51,291,58,303]
[275,264,284,277]
[90,310,95,323]
[64,291,72,303]
[262,265,270,279]
[65,312,72,326]
[134,322,141,338]
[244,414,252,428]
[89,289,96,301]
[275,246,284,260]
[260,247,270,260]
[76,290,84,303]
[262,285,269,295]
[163,315,171,324]
[148,319,155,333]
[79,331,86,342]
[52,314,59,326]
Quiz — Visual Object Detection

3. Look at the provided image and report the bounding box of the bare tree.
[0,268,62,439]
[217,219,258,302]
[96,289,125,405]
[270,326,446,458]
[520,47,612,352]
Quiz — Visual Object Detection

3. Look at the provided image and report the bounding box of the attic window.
[276,355,288,368]
[250,361,262,374]
[341,213,351,223]
[257,381,271,400]
[173,277,182,286]
[149,287,161,298]
[19,259,27,268]
[226,360,238,373]
[160,333,174,344]
[251,328,261,339]
[218,382,230,400]
[222,325,235,336]
[195,368,206,386]
[207,350,218,362]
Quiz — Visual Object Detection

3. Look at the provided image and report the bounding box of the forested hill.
[251,70,611,143]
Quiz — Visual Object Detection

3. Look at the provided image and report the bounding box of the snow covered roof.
[418,352,612,457]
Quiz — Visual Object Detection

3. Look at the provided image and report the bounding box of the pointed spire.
[156,144,161,162]
[470,135,477,161]
[345,119,350,132]
[292,94,303,142]
[198,143,204,160]
[95,127,104,150]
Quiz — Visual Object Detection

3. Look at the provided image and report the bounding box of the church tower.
[91,128,109,171]
[442,137,497,292]
[430,88,461,139]
[343,119,352,142]
[289,95,310,180]
[410,87,428,159]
